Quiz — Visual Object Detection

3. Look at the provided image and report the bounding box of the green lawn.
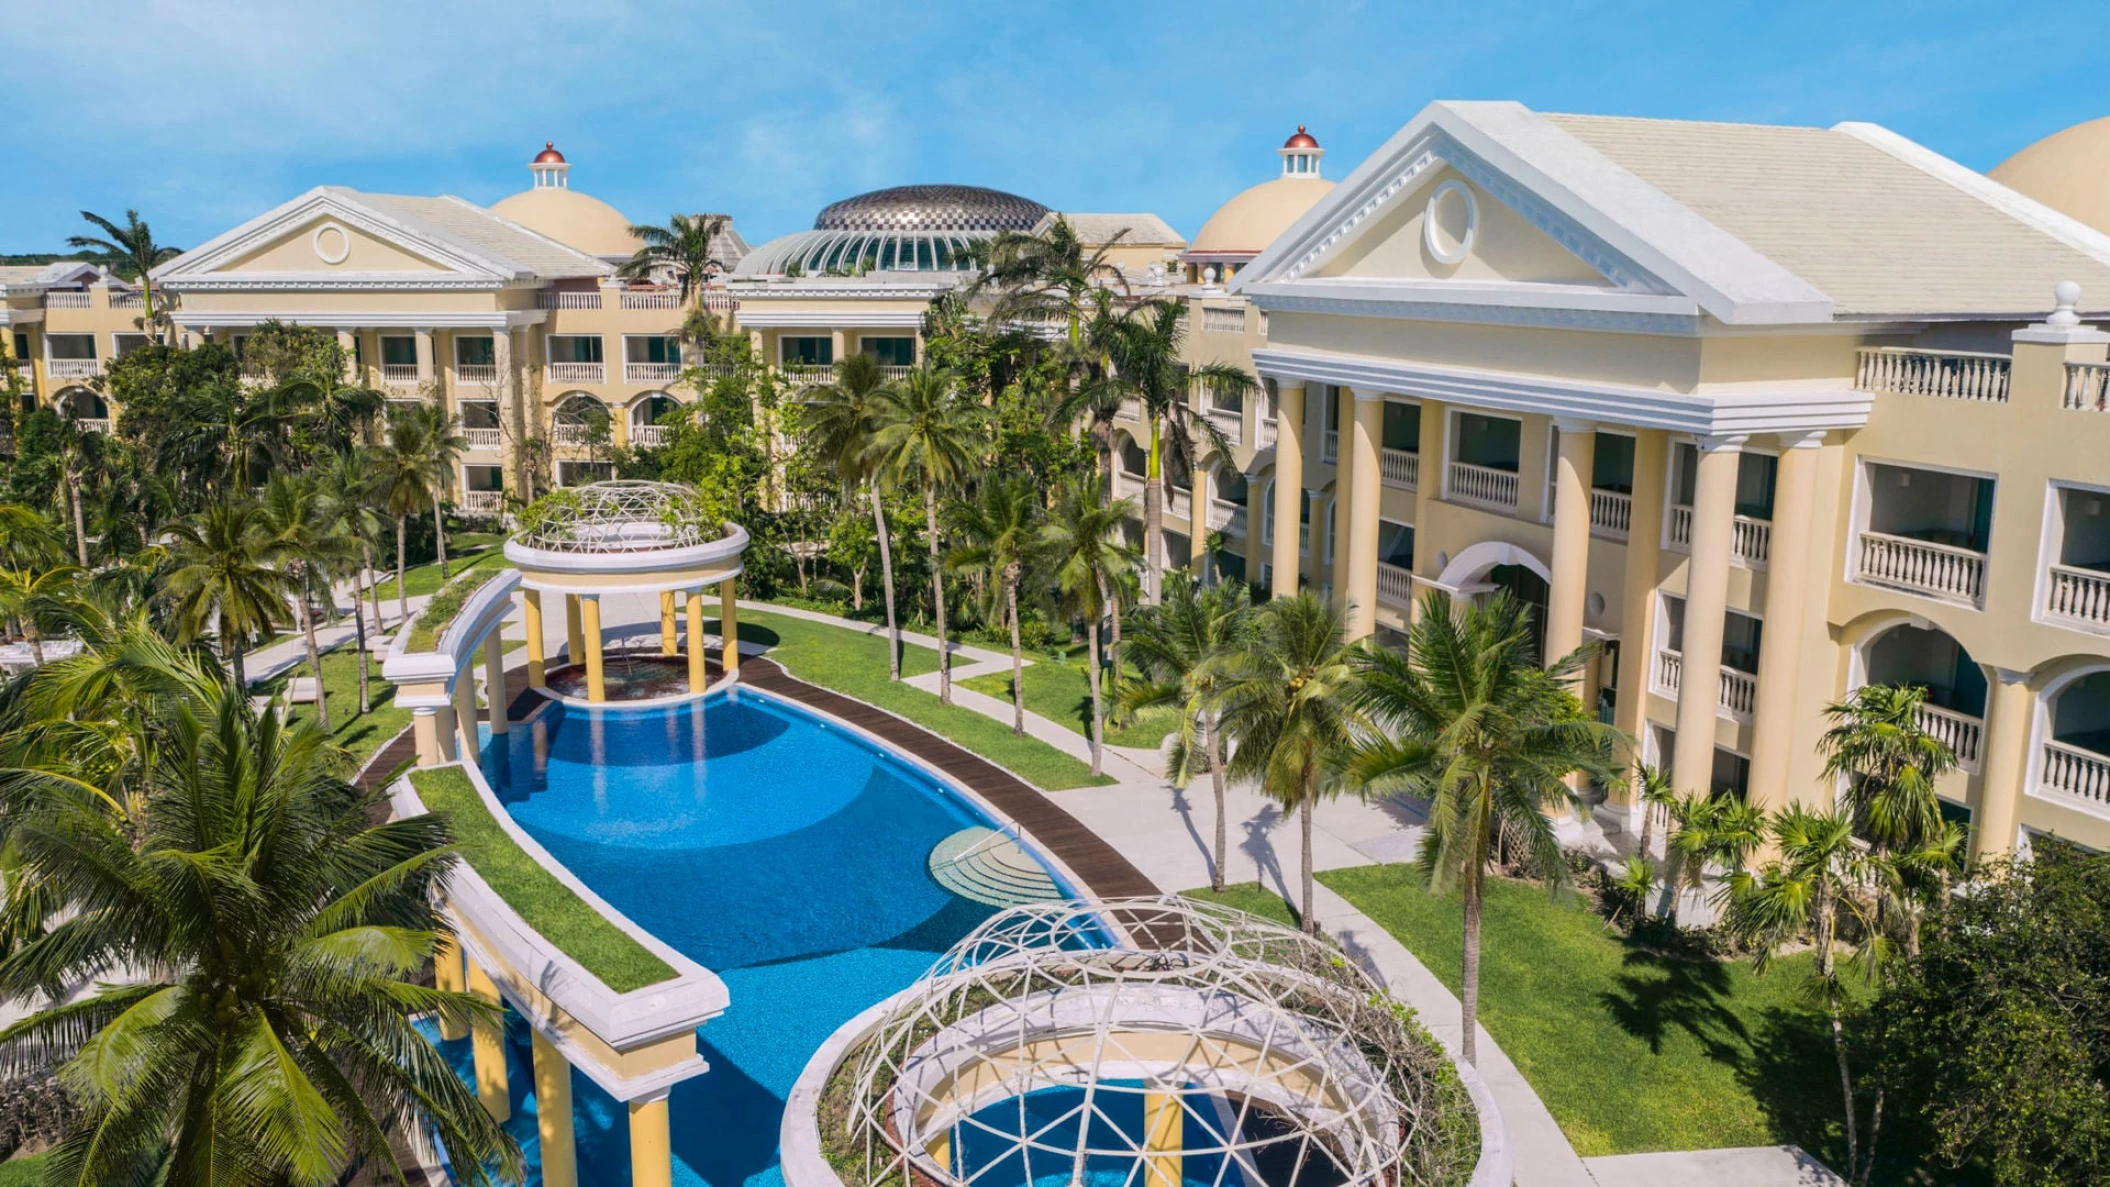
[961,647,1181,751]
[410,767,676,993]
[1182,881,1301,929]
[737,610,1114,790]
[372,542,512,601]
[257,646,411,765]
[0,1154,48,1186]
[1320,863,1846,1163]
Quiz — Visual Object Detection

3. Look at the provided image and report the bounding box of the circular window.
[1422,179,1479,265]
[311,224,351,266]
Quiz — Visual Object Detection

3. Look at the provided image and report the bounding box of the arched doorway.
[629,393,681,448]
[56,387,109,429]
[1487,564,1549,661]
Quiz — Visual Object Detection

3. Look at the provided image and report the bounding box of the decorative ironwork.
[511,480,720,554]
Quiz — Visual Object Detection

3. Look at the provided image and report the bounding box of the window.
[1864,462,1994,552]
[1454,412,1521,471]
[1663,595,1762,674]
[380,335,417,367]
[1378,521,1414,568]
[860,336,914,366]
[782,336,833,365]
[549,335,604,364]
[113,333,150,358]
[10,332,28,362]
[45,333,95,361]
[455,336,496,367]
[1382,401,1420,452]
[352,335,363,365]
[1592,432,1635,494]
[626,335,681,364]
[1710,749,1751,798]
[1672,444,1781,518]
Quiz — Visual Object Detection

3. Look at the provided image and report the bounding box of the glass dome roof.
[734,184,1049,276]
[815,184,1049,233]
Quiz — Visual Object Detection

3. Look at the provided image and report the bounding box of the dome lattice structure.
[829,896,1475,1187]
[815,184,1049,233]
[513,480,719,554]
[735,184,1049,276]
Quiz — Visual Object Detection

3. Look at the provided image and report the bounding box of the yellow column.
[580,595,606,703]
[413,706,445,767]
[1970,668,2034,864]
[1546,419,1596,667]
[564,594,585,667]
[1343,389,1385,638]
[1410,398,1447,587]
[1269,382,1305,599]
[628,1094,673,1187]
[1142,1091,1183,1187]
[686,588,707,692]
[1613,431,1669,814]
[523,589,547,688]
[453,674,480,767]
[465,958,511,1123]
[1329,391,1356,610]
[1744,432,1825,814]
[1670,436,1745,797]
[435,704,460,764]
[432,935,467,1040]
[719,581,740,677]
[531,1030,578,1187]
[660,590,679,655]
[483,633,510,737]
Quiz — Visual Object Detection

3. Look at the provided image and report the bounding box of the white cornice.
[1245,277,1700,336]
[176,309,547,330]
[1251,345,1871,436]
[164,275,507,292]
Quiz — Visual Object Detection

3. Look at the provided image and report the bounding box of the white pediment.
[155,188,515,290]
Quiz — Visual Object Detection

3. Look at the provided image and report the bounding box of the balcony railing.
[1256,417,1278,451]
[1448,460,1519,512]
[547,362,605,384]
[877,365,914,381]
[1855,347,2011,403]
[462,427,503,450]
[630,424,669,448]
[1666,505,1771,566]
[1380,448,1418,491]
[1655,649,1757,720]
[45,291,91,309]
[459,490,505,517]
[1167,486,1191,521]
[2046,563,2110,630]
[1377,562,1414,608]
[1205,499,1247,535]
[625,362,681,383]
[618,290,682,309]
[46,358,100,378]
[1322,428,1339,462]
[1917,703,1984,774]
[779,364,833,388]
[1207,406,1242,445]
[1855,531,1987,606]
[1590,489,1632,538]
[2062,362,2110,412]
[73,417,111,434]
[456,363,499,385]
[551,423,598,447]
[380,364,421,385]
[108,292,145,309]
[1119,398,1142,422]
[2040,740,2110,816]
[538,291,602,310]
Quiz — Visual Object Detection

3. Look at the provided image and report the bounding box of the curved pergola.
[504,480,750,703]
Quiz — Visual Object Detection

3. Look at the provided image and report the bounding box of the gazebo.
[503,481,750,702]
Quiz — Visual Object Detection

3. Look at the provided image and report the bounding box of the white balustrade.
[551,423,597,447]
[1377,562,1414,608]
[2046,563,2110,629]
[618,290,682,309]
[547,362,605,384]
[1916,703,1984,773]
[456,363,499,385]
[2041,740,2110,815]
[2063,362,2110,412]
[1447,460,1520,512]
[1655,649,1757,720]
[381,364,421,385]
[630,424,669,448]
[1257,417,1278,451]
[538,291,602,310]
[1380,448,1418,491]
[1322,428,1339,462]
[1590,488,1632,538]
[47,358,100,378]
[462,427,503,450]
[1167,486,1191,520]
[1666,504,1770,565]
[108,292,145,309]
[779,365,832,388]
[73,418,111,434]
[1205,500,1247,535]
[1119,398,1142,422]
[1655,648,1683,697]
[459,490,505,517]
[878,365,914,381]
[1856,347,2011,403]
[625,362,681,383]
[1855,531,1987,606]
[1207,406,1243,445]
[44,291,90,309]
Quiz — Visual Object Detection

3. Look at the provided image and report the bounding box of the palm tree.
[866,366,986,706]
[1206,593,1365,932]
[1663,791,1768,926]
[161,500,296,690]
[1819,684,1954,857]
[803,353,904,679]
[269,369,386,458]
[1042,476,1138,776]
[373,414,440,627]
[65,208,182,334]
[0,682,524,1186]
[259,473,357,734]
[972,213,1130,349]
[620,212,731,307]
[398,404,468,580]
[1121,573,1255,891]
[1342,590,1621,1062]
[318,451,386,713]
[947,476,1043,734]
[1632,761,1678,860]
[0,563,80,667]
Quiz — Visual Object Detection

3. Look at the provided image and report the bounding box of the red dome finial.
[1283,125,1319,149]
[533,141,567,164]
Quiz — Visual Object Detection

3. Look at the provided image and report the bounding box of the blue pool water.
[436,688,1072,1187]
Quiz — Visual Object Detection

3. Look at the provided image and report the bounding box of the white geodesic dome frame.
[511,480,717,554]
[831,896,1476,1187]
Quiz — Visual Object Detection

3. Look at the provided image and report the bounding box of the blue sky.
[4,0,2105,254]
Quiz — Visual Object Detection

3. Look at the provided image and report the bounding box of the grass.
[960,645,1182,751]
[372,540,511,601]
[410,767,676,994]
[257,645,411,765]
[1320,863,1847,1163]
[736,610,1114,790]
[405,566,509,651]
[1182,881,1301,929]
[0,1155,47,1187]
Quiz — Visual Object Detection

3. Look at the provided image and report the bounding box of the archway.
[1856,620,1988,772]
[56,386,109,425]
[628,392,681,447]
[2041,668,2110,811]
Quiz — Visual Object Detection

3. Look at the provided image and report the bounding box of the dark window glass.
[1455,413,1521,472]
[381,336,417,366]
[1736,452,1778,519]
[860,337,915,366]
[1383,401,1420,452]
[455,336,496,366]
[1592,433,1636,493]
[782,337,833,365]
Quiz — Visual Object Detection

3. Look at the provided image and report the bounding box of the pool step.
[928,827,1062,908]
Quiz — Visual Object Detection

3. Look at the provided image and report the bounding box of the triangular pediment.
[217,215,453,274]
[1310,162,1620,288]
[154,188,514,288]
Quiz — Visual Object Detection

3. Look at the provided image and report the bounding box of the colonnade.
[518,583,740,702]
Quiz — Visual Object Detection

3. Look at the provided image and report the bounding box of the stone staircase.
[927,827,1062,907]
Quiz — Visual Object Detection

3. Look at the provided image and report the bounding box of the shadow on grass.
[1736,1006,1858,1180]
[1595,934,1750,1058]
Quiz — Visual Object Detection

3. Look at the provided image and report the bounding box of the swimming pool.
[436,686,1080,1187]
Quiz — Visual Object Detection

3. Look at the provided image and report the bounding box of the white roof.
[1043,212,1186,248]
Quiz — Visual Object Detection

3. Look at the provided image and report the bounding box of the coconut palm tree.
[972,213,1130,350]
[65,208,182,334]
[269,369,386,458]
[259,473,357,734]
[1041,476,1138,776]
[866,366,986,706]
[803,353,904,679]
[620,212,731,307]
[1342,589,1621,1062]
[395,404,469,581]
[372,415,440,628]
[1207,593,1366,933]
[318,451,386,714]
[161,500,295,690]
[0,681,524,1187]
[0,562,80,668]
[1120,573,1255,891]
[947,475,1043,734]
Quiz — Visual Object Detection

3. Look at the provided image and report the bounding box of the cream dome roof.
[488,186,642,259]
[1989,116,2110,234]
[1188,175,1334,257]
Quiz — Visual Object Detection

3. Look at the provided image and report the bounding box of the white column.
[1744,431,1824,814]
[1269,382,1305,598]
[335,327,356,379]
[414,326,435,384]
[1344,389,1385,638]
[1670,435,1745,796]
[1546,419,1597,666]
[1972,668,2035,863]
